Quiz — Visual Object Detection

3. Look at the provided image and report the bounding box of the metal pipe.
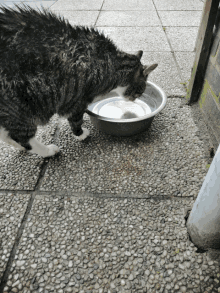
[186,145,220,250]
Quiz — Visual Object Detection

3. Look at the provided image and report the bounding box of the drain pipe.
[186,144,220,251]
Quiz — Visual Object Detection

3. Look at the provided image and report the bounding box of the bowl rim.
[86,81,167,123]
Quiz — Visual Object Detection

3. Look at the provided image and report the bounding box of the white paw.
[75,128,90,141]
[44,144,60,157]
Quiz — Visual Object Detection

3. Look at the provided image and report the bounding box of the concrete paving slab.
[20,1,56,9]
[165,27,198,52]
[17,0,55,2]
[41,98,208,199]
[96,10,160,27]
[96,27,170,52]
[0,1,24,9]
[0,0,21,3]
[158,11,202,27]
[0,142,40,190]
[50,0,103,11]
[0,116,57,190]
[141,51,186,96]
[2,194,220,292]
[175,52,196,83]
[50,10,99,26]
[102,0,155,11]
[0,192,31,281]
[153,0,204,11]
[0,0,57,11]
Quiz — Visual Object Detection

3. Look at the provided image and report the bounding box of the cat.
[0,5,158,157]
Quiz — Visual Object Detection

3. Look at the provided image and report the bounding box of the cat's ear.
[143,64,158,79]
[136,50,143,60]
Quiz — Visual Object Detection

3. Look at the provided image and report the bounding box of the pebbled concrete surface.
[3,194,220,293]
[0,193,31,280]
[40,98,207,198]
[1,1,220,293]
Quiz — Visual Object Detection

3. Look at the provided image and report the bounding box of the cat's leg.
[28,137,60,157]
[0,127,25,150]
[68,112,90,141]
[6,124,59,157]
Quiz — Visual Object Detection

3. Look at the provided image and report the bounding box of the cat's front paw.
[44,144,60,157]
[75,128,90,141]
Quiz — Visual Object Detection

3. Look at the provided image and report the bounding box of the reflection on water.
[121,111,138,119]
[93,97,152,119]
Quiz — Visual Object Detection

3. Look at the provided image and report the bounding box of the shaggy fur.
[0,5,157,157]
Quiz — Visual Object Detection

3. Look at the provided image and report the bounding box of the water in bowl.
[93,96,152,120]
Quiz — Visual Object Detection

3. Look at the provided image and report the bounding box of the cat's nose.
[128,96,137,102]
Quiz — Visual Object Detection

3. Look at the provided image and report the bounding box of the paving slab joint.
[0,125,60,292]
[0,191,35,292]
[152,0,187,92]
[0,160,50,292]
[94,0,105,27]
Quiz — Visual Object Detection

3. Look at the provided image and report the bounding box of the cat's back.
[0,5,68,37]
[0,5,75,53]
[0,6,117,67]
[0,5,89,82]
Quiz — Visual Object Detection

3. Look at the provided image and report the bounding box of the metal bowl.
[86,81,167,136]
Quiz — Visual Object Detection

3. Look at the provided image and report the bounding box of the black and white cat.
[0,5,157,157]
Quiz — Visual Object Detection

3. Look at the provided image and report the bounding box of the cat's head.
[115,50,158,101]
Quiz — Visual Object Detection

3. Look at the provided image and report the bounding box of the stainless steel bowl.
[86,81,167,136]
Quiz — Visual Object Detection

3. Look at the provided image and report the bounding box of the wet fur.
[0,5,157,156]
